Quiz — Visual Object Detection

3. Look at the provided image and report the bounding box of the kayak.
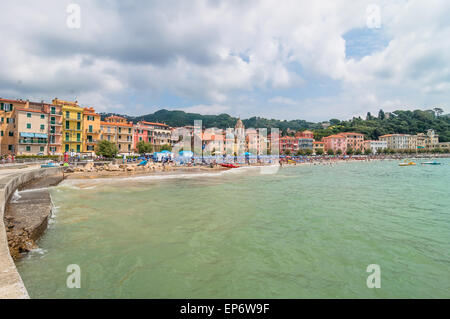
[421,161,441,165]
[220,163,239,168]
[399,162,416,166]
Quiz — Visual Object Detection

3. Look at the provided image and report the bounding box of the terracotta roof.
[16,107,45,114]
[0,98,26,104]
[339,132,364,136]
[100,121,133,127]
[140,121,169,127]
[323,134,346,139]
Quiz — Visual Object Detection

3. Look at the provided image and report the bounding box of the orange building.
[100,115,134,154]
[0,98,26,155]
[339,132,365,151]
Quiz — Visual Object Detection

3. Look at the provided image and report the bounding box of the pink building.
[279,136,298,154]
[323,134,347,154]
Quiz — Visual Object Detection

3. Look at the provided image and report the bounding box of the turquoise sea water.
[16,159,450,298]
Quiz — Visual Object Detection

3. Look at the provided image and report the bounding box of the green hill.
[100,108,450,142]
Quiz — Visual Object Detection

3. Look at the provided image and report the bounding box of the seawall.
[0,167,63,299]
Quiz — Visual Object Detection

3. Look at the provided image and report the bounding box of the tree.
[433,107,444,117]
[96,140,118,158]
[355,149,363,155]
[366,112,373,120]
[327,149,334,155]
[378,109,385,120]
[136,141,153,154]
[315,148,324,155]
[364,148,372,155]
[160,144,172,151]
[284,149,291,156]
[346,147,354,155]
[336,149,343,155]
[304,149,313,156]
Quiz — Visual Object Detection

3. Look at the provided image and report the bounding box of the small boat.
[220,163,239,168]
[399,161,416,166]
[421,161,441,165]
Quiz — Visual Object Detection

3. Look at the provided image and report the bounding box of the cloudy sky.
[0,0,449,121]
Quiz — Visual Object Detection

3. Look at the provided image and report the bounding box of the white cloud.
[0,0,449,119]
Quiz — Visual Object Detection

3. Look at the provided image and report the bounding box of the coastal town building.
[83,107,101,155]
[43,103,63,155]
[53,99,84,154]
[133,121,171,152]
[313,141,324,154]
[379,134,415,150]
[416,129,439,149]
[436,142,450,150]
[323,134,347,154]
[279,136,298,154]
[364,140,387,154]
[298,137,314,151]
[14,106,48,155]
[339,132,365,151]
[1,98,23,155]
[100,116,134,155]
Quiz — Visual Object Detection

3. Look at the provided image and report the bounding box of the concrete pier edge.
[0,167,63,299]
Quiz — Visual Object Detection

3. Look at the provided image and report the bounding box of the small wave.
[10,189,21,203]
[19,186,50,193]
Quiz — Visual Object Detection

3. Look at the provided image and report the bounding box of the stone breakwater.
[0,167,63,299]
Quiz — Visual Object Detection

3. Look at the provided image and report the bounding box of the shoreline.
[63,154,450,180]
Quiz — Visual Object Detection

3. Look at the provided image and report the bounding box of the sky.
[0,0,449,121]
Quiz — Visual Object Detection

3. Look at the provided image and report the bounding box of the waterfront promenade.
[0,165,62,299]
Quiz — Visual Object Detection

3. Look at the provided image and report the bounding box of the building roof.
[339,132,364,136]
[235,118,244,129]
[379,134,411,138]
[140,121,169,127]
[323,134,346,139]
[0,98,27,104]
[15,107,45,114]
[100,121,133,127]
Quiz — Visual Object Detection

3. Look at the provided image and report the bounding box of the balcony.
[50,121,62,125]
[64,127,83,132]
[64,139,82,143]
[86,129,101,134]
[64,117,82,122]
[19,139,48,144]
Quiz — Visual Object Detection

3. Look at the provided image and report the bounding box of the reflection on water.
[17,160,450,298]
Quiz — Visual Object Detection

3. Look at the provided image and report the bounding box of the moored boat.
[398,161,416,166]
[220,163,239,168]
[421,161,441,165]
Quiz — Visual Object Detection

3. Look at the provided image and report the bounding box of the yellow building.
[53,98,83,154]
[83,107,101,155]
